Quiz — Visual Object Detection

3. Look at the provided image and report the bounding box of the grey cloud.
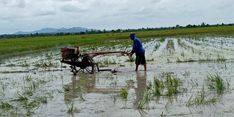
[0,0,234,34]
[1,0,27,8]
[35,10,56,16]
[60,4,86,12]
[17,0,26,8]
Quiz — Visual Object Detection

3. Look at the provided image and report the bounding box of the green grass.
[1,26,234,58]
[0,101,14,111]
[119,88,128,100]
[137,88,151,109]
[136,73,182,109]
[152,79,164,96]
[207,74,226,94]
[67,102,79,114]
[187,86,218,106]
[216,55,226,63]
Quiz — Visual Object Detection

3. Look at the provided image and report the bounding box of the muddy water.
[1,37,234,117]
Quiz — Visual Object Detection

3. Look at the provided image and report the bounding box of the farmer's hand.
[128,52,133,57]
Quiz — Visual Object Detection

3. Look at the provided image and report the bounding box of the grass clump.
[137,73,182,109]
[137,88,151,109]
[187,86,217,106]
[216,55,226,63]
[159,38,165,42]
[67,102,79,114]
[0,101,14,111]
[152,79,164,96]
[119,88,128,100]
[207,74,226,94]
[166,40,175,50]
[165,74,180,96]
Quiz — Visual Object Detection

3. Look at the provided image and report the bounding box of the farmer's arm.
[129,40,137,56]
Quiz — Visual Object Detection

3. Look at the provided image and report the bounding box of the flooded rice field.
[1,37,234,117]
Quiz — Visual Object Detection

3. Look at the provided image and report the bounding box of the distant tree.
[176,25,181,28]
[116,29,121,32]
[186,24,192,28]
[201,22,206,27]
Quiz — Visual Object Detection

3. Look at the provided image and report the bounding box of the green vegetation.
[151,73,182,96]
[0,75,50,116]
[187,74,228,106]
[165,74,180,96]
[137,88,151,109]
[166,40,175,50]
[152,79,164,96]
[67,102,79,114]
[1,26,234,58]
[216,55,226,63]
[136,73,182,109]
[187,86,217,106]
[0,101,14,111]
[207,74,226,94]
[119,88,128,100]
[159,37,165,42]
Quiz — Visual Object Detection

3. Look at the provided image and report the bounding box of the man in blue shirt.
[129,33,147,71]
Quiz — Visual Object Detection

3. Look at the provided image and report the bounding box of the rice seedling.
[5,75,52,116]
[5,63,16,67]
[14,94,29,102]
[13,93,49,116]
[0,101,14,111]
[34,61,56,68]
[152,78,164,96]
[159,38,165,42]
[45,52,54,60]
[164,73,181,96]
[19,60,30,67]
[22,76,43,97]
[63,85,70,92]
[154,43,160,51]
[137,88,151,109]
[126,80,134,88]
[207,74,226,94]
[181,52,185,57]
[187,86,217,106]
[160,111,166,117]
[176,57,183,63]
[67,102,79,114]
[36,96,48,104]
[25,75,33,82]
[136,73,183,109]
[182,71,191,78]
[166,40,175,50]
[0,82,5,96]
[119,88,128,100]
[216,55,226,63]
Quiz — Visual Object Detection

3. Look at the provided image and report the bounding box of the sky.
[0,0,234,34]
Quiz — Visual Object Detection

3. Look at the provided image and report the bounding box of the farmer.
[129,33,147,71]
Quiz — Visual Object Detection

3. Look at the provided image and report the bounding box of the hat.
[130,32,136,39]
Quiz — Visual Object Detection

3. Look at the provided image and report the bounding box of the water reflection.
[134,72,147,108]
[64,74,95,101]
[64,71,149,110]
[64,73,125,101]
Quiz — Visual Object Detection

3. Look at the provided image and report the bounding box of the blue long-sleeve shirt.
[131,38,145,55]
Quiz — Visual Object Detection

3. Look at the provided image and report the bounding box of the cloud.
[60,4,86,12]
[0,0,27,8]
[0,0,234,34]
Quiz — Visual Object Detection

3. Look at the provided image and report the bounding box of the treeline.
[1,23,234,39]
